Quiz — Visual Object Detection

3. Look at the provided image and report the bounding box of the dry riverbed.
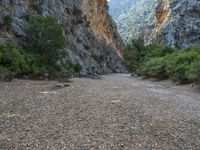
[0,74,200,149]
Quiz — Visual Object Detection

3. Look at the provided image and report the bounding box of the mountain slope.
[0,0,125,75]
[109,0,200,48]
[109,0,157,43]
[155,0,200,48]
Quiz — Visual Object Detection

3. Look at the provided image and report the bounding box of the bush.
[165,49,200,83]
[0,15,81,80]
[2,15,13,26]
[123,38,146,72]
[123,40,176,73]
[123,38,200,84]
[145,43,176,59]
[0,40,52,78]
[0,66,13,81]
[73,63,83,73]
[187,60,200,83]
[24,15,67,65]
[0,40,31,74]
[139,47,200,84]
[140,57,167,79]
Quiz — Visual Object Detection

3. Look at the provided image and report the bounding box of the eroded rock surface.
[0,0,125,74]
[109,0,200,48]
[155,0,200,48]
[109,0,157,44]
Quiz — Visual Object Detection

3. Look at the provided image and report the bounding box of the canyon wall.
[0,0,125,74]
[155,0,200,48]
[81,0,124,56]
[109,0,200,48]
[109,0,157,44]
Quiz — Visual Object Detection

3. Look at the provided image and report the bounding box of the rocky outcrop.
[109,0,157,44]
[109,0,200,48]
[0,0,125,74]
[156,0,170,30]
[155,0,200,48]
[81,0,124,56]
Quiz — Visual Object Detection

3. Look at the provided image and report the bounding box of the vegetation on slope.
[123,39,200,84]
[0,15,82,81]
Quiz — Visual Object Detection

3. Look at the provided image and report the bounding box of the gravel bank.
[0,74,200,149]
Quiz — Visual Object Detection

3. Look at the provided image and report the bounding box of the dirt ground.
[0,74,200,149]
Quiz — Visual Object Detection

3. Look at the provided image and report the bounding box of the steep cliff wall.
[109,0,200,48]
[0,0,125,74]
[155,0,200,48]
[156,0,169,30]
[109,0,157,44]
[81,0,124,56]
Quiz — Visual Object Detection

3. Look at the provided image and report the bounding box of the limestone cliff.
[81,0,124,56]
[0,0,125,74]
[108,0,157,44]
[155,0,200,48]
[109,0,200,48]
[156,0,169,30]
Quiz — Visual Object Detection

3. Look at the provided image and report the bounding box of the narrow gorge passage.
[1,74,200,149]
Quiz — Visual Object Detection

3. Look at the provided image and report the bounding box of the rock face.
[109,0,157,44]
[109,0,200,48]
[0,0,125,74]
[155,0,200,48]
[81,0,124,56]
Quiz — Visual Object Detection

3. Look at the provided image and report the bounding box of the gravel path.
[0,74,200,149]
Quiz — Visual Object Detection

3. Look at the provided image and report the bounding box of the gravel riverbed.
[0,74,200,149]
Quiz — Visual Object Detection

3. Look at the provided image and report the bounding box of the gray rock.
[0,0,126,75]
[55,83,65,88]
[155,0,200,48]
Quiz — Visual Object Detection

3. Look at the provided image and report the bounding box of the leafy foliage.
[123,39,200,83]
[139,46,200,83]
[0,15,84,81]
[24,15,67,65]
[0,66,13,81]
[123,39,146,72]
[73,63,83,73]
[0,40,32,74]
[2,15,13,26]
[139,57,167,79]
[0,15,13,30]
[145,43,176,59]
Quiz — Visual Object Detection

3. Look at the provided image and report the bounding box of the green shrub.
[165,49,200,83]
[73,63,83,73]
[123,40,176,73]
[139,57,167,79]
[0,40,31,74]
[139,47,200,84]
[2,15,13,26]
[0,15,13,29]
[0,15,80,80]
[24,15,67,65]
[0,40,49,78]
[145,43,176,59]
[187,60,200,82]
[124,38,200,84]
[0,66,13,81]
[184,46,200,52]
[123,38,146,72]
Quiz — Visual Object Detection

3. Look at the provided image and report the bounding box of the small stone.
[56,83,65,88]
